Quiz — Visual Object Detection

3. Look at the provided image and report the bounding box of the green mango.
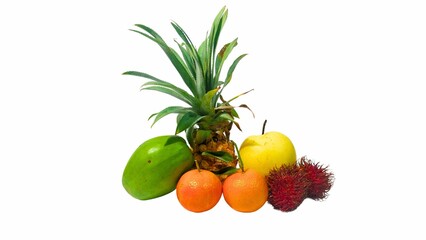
[122,135,194,200]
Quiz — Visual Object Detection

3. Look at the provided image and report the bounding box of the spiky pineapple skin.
[192,127,237,172]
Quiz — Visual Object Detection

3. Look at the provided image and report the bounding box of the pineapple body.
[192,124,237,172]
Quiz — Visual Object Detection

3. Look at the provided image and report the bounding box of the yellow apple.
[239,131,296,176]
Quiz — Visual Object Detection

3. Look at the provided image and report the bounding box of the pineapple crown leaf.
[123,71,199,107]
[130,25,199,97]
[225,88,254,104]
[140,82,194,105]
[214,38,239,85]
[214,53,248,104]
[223,53,248,87]
[175,111,205,134]
[216,89,255,119]
[171,22,206,99]
[215,104,255,119]
[201,151,234,163]
[124,6,250,132]
[200,88,219,114]
[148,106,193,128]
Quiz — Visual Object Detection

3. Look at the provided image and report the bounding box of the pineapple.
[123,7,252,173]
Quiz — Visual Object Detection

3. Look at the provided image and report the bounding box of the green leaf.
[123,71,162,81]
[148,106,190,127]
[185,125,195,148]
[198,6,228,92]
[212,166,238,175]
[223,53,247,87]
[133,24,165,42]
[231,140,244,171]
[124,71,198,107]
[201,88,218,114]
[214,38,238,86]
[198,34,209,77]
[175,42,196,78]
[171,21,199,59]
[176,112,185,124]
[210,112,242,131]
[226,88,254,103]
[215,104,255,118]
[209,6,228,66]
[214,112,234,122]
[194,129,211,144]
[213,53,247,104]
[230,108,239,118]
[201,151,233,162]
[194,62,206,97]
[131,25,198,97]
[175,111,204,134]
[171,22,206,98]
[141,82,198,107]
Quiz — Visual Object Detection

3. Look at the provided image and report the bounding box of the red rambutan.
[266,164,310,212]
[299,156,334,201]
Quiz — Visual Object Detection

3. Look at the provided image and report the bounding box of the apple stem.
[262,119,267,135]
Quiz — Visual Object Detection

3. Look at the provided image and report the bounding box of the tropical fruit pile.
[122,7,334,213]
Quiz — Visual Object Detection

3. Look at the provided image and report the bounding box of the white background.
[1,0,425,239]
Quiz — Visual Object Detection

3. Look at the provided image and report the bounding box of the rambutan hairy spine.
[266,164,310,212]
[299,156,335,201]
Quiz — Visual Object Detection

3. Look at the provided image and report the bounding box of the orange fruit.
[176,169,222,213]
[222,168,268,213]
